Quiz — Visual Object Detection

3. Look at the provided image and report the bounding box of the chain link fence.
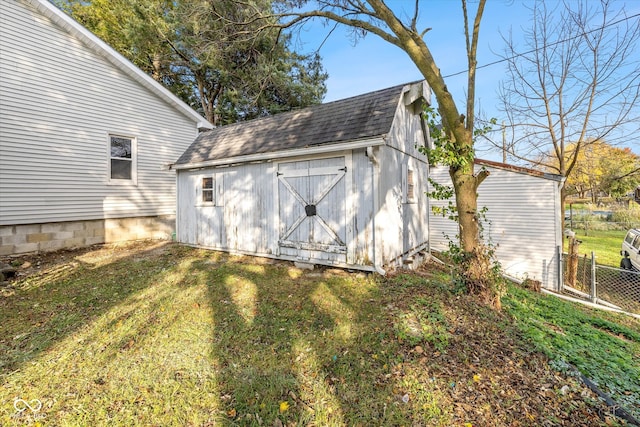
[567,220,634,233]
[565,204,640,233]
[562,252,640,315]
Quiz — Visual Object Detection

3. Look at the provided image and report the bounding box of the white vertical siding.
[374,81,430,265]
[428,164,563,289]
[176,172,199,245]
[177,145,429,270]
[0,0,201,225]
[386,81,429,160]
[177,163,277,254]
[351,149,375,265]
[375,145,429,265]
[225,164,275,253]
[178,151,381,269]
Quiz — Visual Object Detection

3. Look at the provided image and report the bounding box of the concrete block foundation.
[0,215,175,255]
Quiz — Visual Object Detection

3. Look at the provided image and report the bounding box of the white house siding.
[428,164,563,290]
[0,0,200,227]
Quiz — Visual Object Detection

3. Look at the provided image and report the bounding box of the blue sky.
[297,0,512,106]
[289,0,640,160]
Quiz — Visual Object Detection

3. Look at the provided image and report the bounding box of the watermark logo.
[12,398,46,423]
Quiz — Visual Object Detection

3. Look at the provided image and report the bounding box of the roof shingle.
[175,83,413,165]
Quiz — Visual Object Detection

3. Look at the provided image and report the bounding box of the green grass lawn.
[567,229,627,267]
[503,285,640,419]
[566,202,589,211]
[1,241,638,426]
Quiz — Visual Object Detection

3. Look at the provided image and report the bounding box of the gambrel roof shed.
[174,81,432,273]
[174,82,428,168]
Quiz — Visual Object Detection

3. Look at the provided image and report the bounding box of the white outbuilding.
[428,159,565,290]
[173,81,432,273]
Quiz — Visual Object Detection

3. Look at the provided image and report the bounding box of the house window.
[109,135,136,183]
[202,177,214,203]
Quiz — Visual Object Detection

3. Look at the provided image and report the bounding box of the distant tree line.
[561,141,640,204]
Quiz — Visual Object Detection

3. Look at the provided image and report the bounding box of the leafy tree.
[600,147,640,201]
[55,0,327,125]
[494,0,640,211]
[229,0,500,305]
[563,140,608,200]
[552,141,640,203]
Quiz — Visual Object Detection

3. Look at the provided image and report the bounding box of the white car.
[620,229,640,270]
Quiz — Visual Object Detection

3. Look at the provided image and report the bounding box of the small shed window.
[407,169,415,201]
[403,163,417,204]
[202,177,214,203]
[109,134,136,184]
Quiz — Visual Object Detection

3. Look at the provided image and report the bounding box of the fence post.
[590,251,597,303]
[567,236,580,289]
[557,245,563,293]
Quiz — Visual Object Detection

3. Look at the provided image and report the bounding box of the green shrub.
[610,207,640,229]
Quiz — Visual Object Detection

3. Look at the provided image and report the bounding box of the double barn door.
[276,155,352,264]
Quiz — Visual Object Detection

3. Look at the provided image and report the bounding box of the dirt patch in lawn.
[1,240,168,286]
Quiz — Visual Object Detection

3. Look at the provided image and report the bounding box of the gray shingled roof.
[175,83,412,166]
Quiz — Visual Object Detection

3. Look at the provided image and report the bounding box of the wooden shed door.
[277,157,349,263]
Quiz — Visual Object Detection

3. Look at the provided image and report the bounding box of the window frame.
[403,162,417,204]
[108,133,137,185]
[406,168,415,202]
[625,231,637,245]
[201,176,215,205]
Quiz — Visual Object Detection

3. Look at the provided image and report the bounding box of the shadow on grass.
[202,260,634,426]
[0,242,190,376]
[1,244,627,425]
[203,259,409,425]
